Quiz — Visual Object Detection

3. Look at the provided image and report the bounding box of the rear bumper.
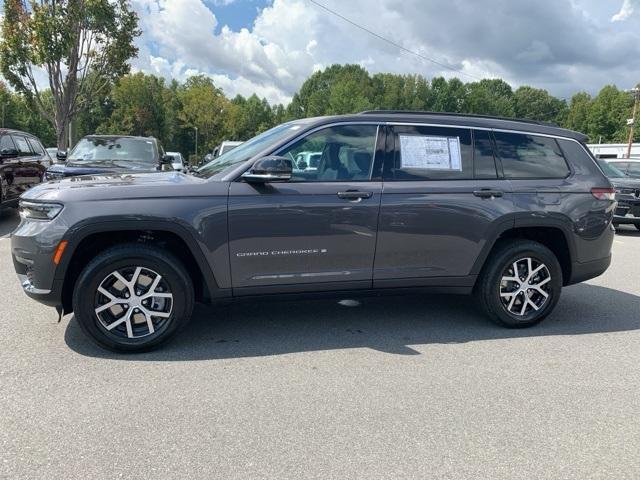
[567,255,611,286]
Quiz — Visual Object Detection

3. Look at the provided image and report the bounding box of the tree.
[463,79,515,117]
[287,64,374,118]
[102,73,167,138]
[0,0,140,149]
[177,75,231,153]
[513,86,567,122]
[563,92,592,135]
[430,77,465,112]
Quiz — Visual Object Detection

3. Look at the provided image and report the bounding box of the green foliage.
[586,85,633,142]
[1,63,638,154]
[102,73,167,138]
[177,75,231,153]
[0,0,140,148]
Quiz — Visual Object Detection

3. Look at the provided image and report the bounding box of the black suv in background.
[45,135,171,180]
[12,111,615,352]
[0,128,50,207]
[597,159,640,230]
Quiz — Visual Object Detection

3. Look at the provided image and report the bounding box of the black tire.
[635,224,640,232]
[72,244,194,352]
[476,240,562,328]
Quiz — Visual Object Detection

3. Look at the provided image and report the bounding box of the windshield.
[197,122,307,178]
[68,137,157,166]
[597,159,627,178]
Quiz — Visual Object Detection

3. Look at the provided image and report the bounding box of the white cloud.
[128,0,640,104]
[612,0,636,21]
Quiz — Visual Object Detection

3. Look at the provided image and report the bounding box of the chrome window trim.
[384,121,582,142]
[230,119,594,181]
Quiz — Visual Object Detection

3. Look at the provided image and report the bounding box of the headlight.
[19,201,64,220]
[45,171,64,181]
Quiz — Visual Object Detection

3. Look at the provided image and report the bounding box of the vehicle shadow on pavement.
[65,283,640,361]
[0,208,20,238]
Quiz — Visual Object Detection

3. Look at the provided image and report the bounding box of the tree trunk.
[56,121,68,151]
[55,108,68,151]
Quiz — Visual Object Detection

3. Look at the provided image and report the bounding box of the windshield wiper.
[67,160,116,168]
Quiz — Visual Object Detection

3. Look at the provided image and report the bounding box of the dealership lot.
[1,208,640,479]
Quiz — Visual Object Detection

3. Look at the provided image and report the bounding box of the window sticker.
[399,135,462,171]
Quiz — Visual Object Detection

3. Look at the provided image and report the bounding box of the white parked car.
[166,151,185,172]
[214,141,242,158]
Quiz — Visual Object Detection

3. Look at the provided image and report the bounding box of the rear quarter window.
[26,137,45,155]
[494,132,570,179]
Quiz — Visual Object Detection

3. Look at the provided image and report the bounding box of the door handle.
[473,189,503,198]
[337,190,373,201]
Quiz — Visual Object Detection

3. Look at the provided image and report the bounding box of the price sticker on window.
[399,135,462,171]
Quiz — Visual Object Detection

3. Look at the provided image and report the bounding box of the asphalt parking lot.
[1,207,640,480]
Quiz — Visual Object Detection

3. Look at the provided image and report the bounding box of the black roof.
[0,127,39,138]
[309,110,588,142]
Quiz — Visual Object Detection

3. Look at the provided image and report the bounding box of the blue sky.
[203,0,270,31]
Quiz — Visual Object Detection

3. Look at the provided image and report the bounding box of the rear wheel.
[477,240,562,328]
[72,244,194,352]
[635,224,640,231]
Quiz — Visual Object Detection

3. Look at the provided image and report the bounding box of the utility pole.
[194,127,199,159]
[626,87,640,159]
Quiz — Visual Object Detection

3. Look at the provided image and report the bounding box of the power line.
[308,0,484,81]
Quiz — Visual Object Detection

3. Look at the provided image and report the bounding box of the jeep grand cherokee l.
[11,111,615,352]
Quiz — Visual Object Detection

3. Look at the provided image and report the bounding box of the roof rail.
[358,110,558,127]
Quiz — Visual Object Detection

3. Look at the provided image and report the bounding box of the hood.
[610,177,640,189]
[21,171,216,202]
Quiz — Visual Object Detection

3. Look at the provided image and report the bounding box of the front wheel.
[72,244,194,352]
[476,240,562,328]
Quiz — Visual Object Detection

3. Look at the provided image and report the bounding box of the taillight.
[591,188,616,200]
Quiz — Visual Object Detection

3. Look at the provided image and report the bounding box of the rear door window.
[493,132,570,179]
[386,125,473,180]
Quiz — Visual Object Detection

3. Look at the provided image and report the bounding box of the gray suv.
[11,111,615,352]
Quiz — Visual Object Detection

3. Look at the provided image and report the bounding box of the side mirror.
[298,160,308,171]
[242,156,292,183]
[159,155,174,171]
[0,148,19,159]
[56,151,67,162]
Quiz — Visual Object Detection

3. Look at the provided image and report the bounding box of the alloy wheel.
[499,257,551,316]
[94,266,173,339]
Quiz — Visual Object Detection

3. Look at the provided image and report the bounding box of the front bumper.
[613,193,640,224]
[11,216,68,308]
